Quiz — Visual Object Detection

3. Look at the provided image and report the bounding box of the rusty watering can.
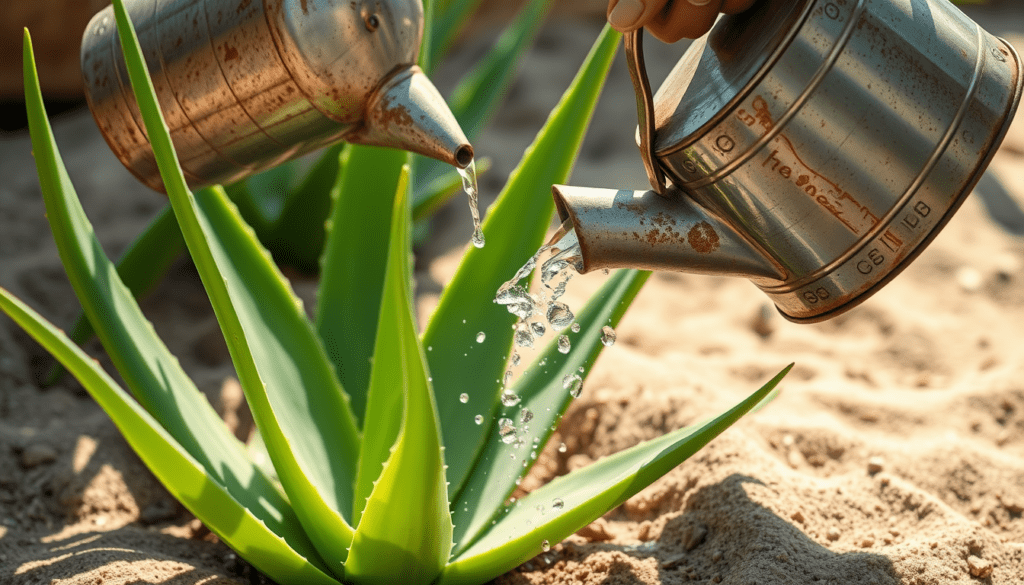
[552,0,1022,322]
[81,0,471,192]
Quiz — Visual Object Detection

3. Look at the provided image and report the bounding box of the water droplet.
[427,346,433,351]
[536,504,545,515]
[600,326,617,346]
[503,370,514,387]
[557,335,571,354]
[515,477,522,485]
[520,408,534,424]
[571,322,581,333]
[499,418,517,443]
[546,302,574,331]
[501,391,521,407]
[552,498,564,511]
[476,332,486,343]
[563,373,583,398]
[510,352,521,367]
[514,326,535,348]
[542,540,551,552]
[459,393,469,403]
[475,414,484,425]
[530,321,546,337]
[558,442,567,453]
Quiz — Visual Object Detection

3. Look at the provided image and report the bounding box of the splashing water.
[563,373,583,398]
[457,161,485,248]
[501,390,521,407]
[557,335,571,354]
[546,302,574,331]
[600,326,617,347]
[499,418,517,443]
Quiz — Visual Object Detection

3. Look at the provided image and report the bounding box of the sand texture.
[1,2,1023,584]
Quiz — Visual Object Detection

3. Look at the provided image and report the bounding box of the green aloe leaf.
[110,0,359,570]
[23,26,317,559]
[447,0,551,143]
[316,145,410,427]
[441,365,792,585]
[427,0,485,69]
[450,269,650,554]
[0,286,339,585]
[344,165,452,585]
[351,163,412,523]
[414,0,550,210]
[423,25,622,501]
[45,203,184,385]
[264,143,347,272]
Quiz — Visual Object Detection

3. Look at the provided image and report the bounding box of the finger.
[608,0,671,33]
[647,0,722,43]
[721,0,757,14]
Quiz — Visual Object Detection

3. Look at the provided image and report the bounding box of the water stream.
[457,160,485,248]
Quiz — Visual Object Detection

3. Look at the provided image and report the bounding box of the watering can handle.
[625,29,667,196]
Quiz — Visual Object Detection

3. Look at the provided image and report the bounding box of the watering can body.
[553,0,1022,322]
[81,0,472,192]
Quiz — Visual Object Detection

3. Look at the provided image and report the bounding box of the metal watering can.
[552,0,1022,322]
[80,0,472,192]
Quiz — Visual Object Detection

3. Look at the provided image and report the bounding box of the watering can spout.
[551,184,786,282]
[359,65,473,168]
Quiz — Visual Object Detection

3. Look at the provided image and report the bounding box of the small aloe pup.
[2,1,790,583]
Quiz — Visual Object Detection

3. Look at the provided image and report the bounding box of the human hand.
[607,0,757,43]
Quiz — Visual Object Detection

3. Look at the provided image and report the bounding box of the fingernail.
[609,0,644,29]
[688,0,713,5]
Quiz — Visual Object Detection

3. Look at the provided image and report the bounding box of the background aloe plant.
[1,0,790,583]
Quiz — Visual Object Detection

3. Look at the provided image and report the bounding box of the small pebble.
[790,510,805,524]
[967,555,994,578]
[711,550,723,563]
[826,527,841,541]
[867,456,885,475]
[860,536,875,548]
[20,443,58,468]
[682,523,708,551]
[661,553,687,570]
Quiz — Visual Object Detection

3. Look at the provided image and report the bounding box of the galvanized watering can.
[553,0,1022,322]
[81,0,472,192]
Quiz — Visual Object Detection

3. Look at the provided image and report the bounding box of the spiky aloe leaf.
[440,366,791,585]
[316,145,410,427]
[110,0,359,570]
[344,167,452,584]
[423,25,622,501]
[45,203,184,385]
[0,286,341,585]
[450,269,650,553]
[22,29,330,578]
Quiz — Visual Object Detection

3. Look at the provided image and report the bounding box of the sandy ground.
[1,2,1024,584]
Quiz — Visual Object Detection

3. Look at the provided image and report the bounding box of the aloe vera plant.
[2,1,790,583]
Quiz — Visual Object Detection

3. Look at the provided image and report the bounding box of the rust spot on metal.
[300,0,309,14]
[224,45,239,61]
[688,221,720,254]
[376,95,415,130]
[237,0,252,13]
